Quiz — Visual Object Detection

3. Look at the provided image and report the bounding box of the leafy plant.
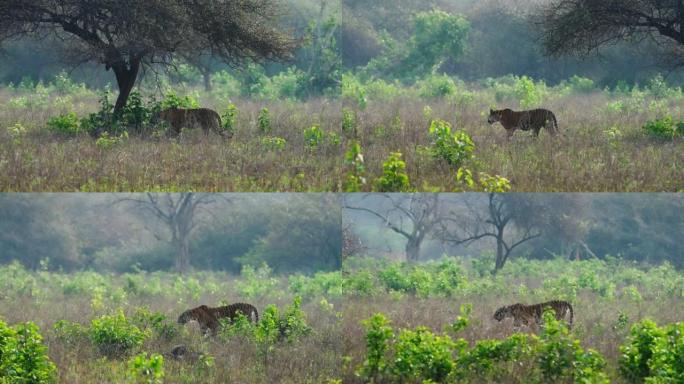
[303,125,324,149]
[0,320,56,384]
[89,309,147,358]
[643,116,683,139]
[221,102,238,136]
[261,136,287,151]
[374,152,411,192]
[258,107,271,134]
[342,108,357,138]
[127,352,164,384]
[358,313,394,381]
[428,119,475,168]
[47,112,82,135]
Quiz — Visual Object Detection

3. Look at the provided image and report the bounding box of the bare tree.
[438,194,541,273]
[344,194,446,262]
[0,0,298,114]
[119,193,219,274]
[535,0,684,64]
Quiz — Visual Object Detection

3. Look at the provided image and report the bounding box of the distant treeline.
[0,194,341,274]
[1,0,681,92]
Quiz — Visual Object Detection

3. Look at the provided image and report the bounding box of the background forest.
[0,193,341,274]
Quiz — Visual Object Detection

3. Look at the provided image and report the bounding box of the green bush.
[392,326,457,382]
[131,308,177,341]
[127,352,164,384]
[620,319,668,382]
[648,322,684,382]
[643,116,684,139]
[47,112,82,135]
[568,75,596,94]
[374,152,411,192]
[418,74,457,99]
[358,313,394,381]
[258,107,271,134]
[89,309,147,358]
[303,125,324,149]
[341,108,357,138]
[536,311,609,383]
[0,320,56,384]
[221,102,238,136]
[261,136,287,151]
[514,76,544,108]
[428,119,475,168]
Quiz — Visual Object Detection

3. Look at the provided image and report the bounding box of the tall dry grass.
[0,88,682,191]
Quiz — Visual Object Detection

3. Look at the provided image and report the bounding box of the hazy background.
[0,193,341,274]
[0,0,679,89]
[343,193,684,267]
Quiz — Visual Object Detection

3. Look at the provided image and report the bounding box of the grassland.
[1,75,682,192]
[2,257,683,383]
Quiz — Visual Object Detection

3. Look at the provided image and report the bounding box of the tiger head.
[488,109,510,124]
[493,305,510,321]
[177,305,210,324]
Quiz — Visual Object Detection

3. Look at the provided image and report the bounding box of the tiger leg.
[506,128,516,140]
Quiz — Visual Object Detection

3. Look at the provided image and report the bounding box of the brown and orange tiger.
[153,107,230,138]
[493,300,573,329]
[177,302,259,336]
[177,305,221,335]
[487,108,559,138]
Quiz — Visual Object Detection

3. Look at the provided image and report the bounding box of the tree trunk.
[405,237,421,262]
[112,59,141,116]
[203,71,213,92]
[494,234,505,274]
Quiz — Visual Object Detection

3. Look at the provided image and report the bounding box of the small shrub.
[428,119,475,168]
[537,311,609,383]
[258,107,271,134]
[221,102,238,136]
[648,322,684,382]
[374,152,411,192]
[568,75,596,93]
[358,313,394,381]
[261,136,287,151]
[0,320,56,383]
[7,123,27,145]
[303,125,324,149]
[131,308,177,340]
[343,141,366,192]
[127,352,164,384]
[342,108,358,138]
[47,112,82,135]
[159,91,199,110]
[643,116,683,139]
[514,76,543,108]
[96,131,129,150]
[89,309,147,358]
[392,326,456,382]
[418,74,457,99]
[619,319,666,382]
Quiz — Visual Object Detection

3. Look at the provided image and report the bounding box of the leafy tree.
[119,193,221,274]
[344,194,448,262]
[0,0,297,114]
[535,0,684,66]
[366,10,470,80]
[437,194,541,273]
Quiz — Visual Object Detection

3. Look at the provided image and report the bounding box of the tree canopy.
[535,0,684,65]
[0,0,298,113]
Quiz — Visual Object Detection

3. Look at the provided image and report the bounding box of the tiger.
[208,302,259,324]
[152,107,230,138]
[177,303,259,336]
[177,305,221,335]
[493,300,573,329]
[487,108,559,139]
